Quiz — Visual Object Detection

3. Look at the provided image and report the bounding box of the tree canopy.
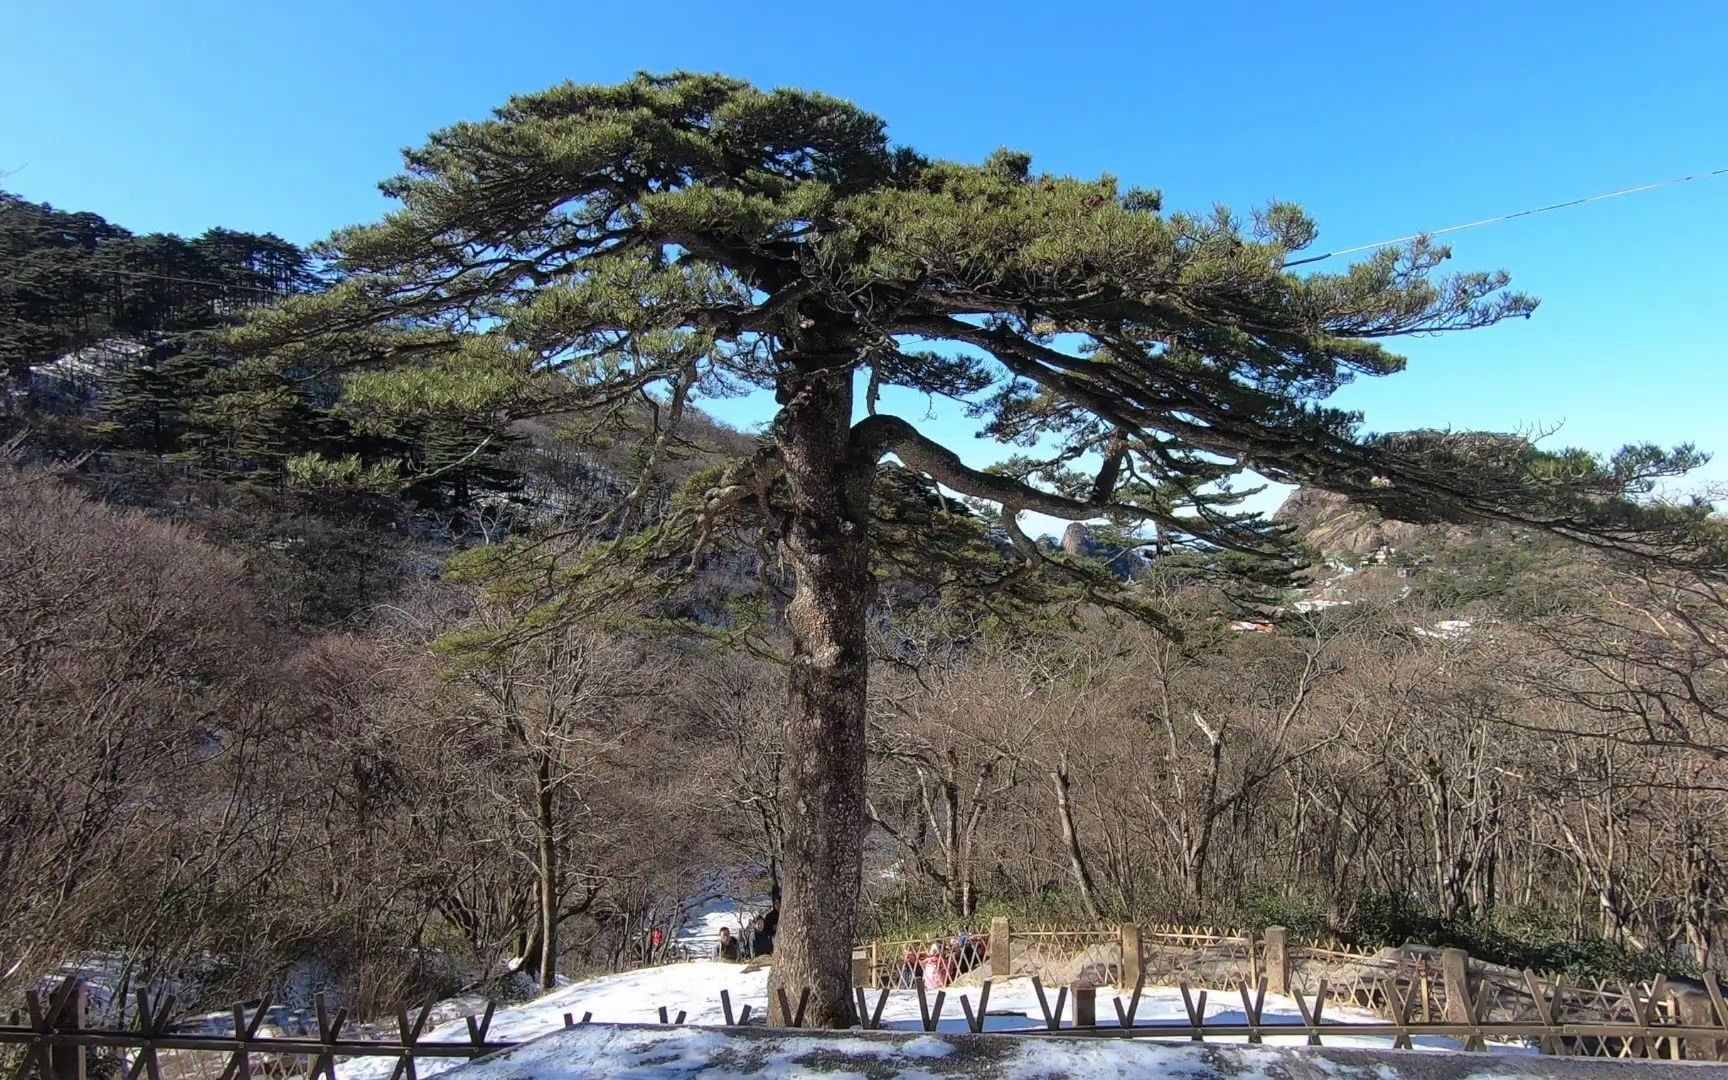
[235,72,1703,568]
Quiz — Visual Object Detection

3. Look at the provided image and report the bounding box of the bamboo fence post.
[1440,949,1471,1025]
[1119,925,1141,990]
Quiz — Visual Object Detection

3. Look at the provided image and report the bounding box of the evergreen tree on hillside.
[97,345,204,456]
[172,365,324,483]
[2,189,318,381]
[412,418,525,513]
[234,73,1706,1024]
[0,193,130,379]
[192,227,318,298]
[1,190,362,486]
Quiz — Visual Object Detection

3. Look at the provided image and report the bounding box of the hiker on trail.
[761,907,779,955]
[749,915,772,958]
[650,927,664,957]
[953,929,981,974]
[715,926,741,962]
[921,941,953,989]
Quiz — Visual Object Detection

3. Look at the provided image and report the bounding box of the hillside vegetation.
[2,174,1724,1017]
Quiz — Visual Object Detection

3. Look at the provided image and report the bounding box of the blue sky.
[4,0,1725,523]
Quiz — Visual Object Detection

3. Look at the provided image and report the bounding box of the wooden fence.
[855,917,1725,1059]
[849,972,1728,1061]
[12,964,1728,1080]
[10,968,1728,1080]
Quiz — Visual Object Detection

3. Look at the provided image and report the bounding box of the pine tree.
[0,192,131,381]
[173,358,329,484]
[0,197,337,474]
[97,344,203,456]
[233,73,1705,1025]
[409,418,525,515]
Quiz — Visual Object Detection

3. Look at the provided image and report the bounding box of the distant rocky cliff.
[1273,487,1472,561]
[1033,521,1143,579]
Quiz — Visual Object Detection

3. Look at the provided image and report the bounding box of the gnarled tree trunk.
[769,353,871,1027]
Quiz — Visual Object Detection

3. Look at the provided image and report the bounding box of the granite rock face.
[1273,488,1471,561]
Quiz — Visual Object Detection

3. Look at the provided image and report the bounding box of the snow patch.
[434,1023,1553,1080]
[1414,619,1473,640]
[334,965,1532,1080]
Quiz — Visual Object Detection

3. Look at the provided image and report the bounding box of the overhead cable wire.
[1283,165,1728,268]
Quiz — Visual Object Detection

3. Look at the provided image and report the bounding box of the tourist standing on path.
[715,926,741,962]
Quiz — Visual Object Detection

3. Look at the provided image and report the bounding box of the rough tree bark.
[769,351,871,1027]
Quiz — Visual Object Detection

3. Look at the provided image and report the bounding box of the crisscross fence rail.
[1008,923,1122,987]
[1136,923,1264,991]
[863,931,992,988]
[0,978,523,1080]
[10,967,1728,1080]
[858,917,1701,1043]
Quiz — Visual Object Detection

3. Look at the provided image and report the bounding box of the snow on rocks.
[1228,620,1276,634]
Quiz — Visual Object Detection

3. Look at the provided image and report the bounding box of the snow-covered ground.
[337,963,1529,1080]
[437,1024,1625,1080]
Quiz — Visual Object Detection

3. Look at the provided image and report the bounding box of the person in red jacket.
[920,941,954,989]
